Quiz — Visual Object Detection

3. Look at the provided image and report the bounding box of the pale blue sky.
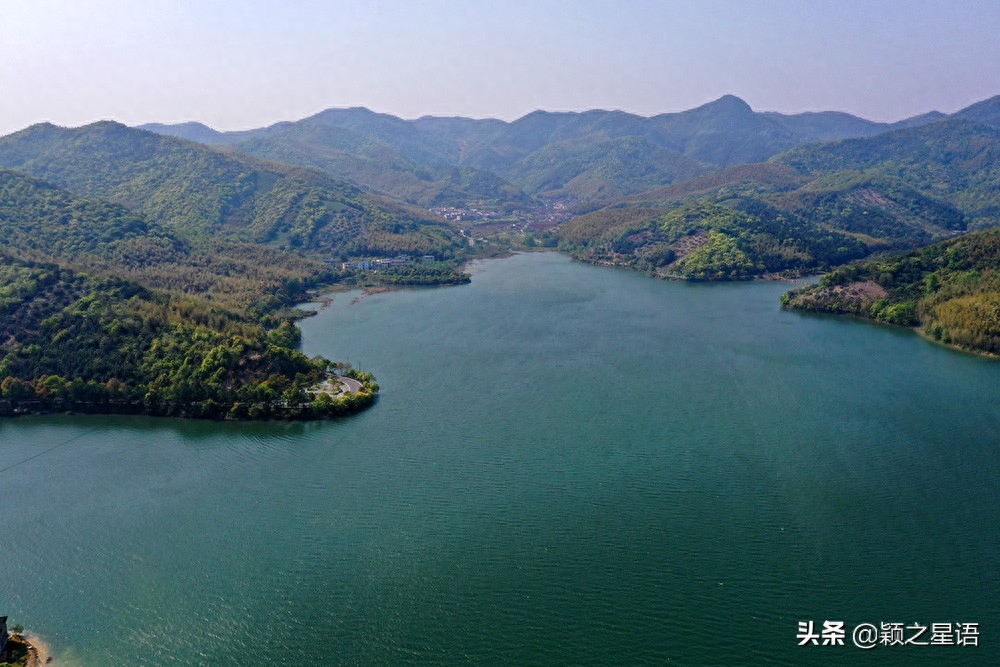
[2,0,999,135]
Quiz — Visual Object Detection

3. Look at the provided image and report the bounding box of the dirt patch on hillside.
[835,280,888,300]
[671,230,710,260]
[790,280,888,312]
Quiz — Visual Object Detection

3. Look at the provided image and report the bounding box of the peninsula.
[782,227,1000,356]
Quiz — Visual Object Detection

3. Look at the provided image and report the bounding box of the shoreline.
[349,285,397,305]
[783,302,1000,359]
[10,633,53,666]
[573,254,817,284]
[27,633,52,666]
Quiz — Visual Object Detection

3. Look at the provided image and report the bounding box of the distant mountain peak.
[517,109,557,120]
[694,95,754,115]
[305,106,392,123]
[136,121,229,145]
[316,106,376,116]
[84,119,131,131]
[150,121,217,132]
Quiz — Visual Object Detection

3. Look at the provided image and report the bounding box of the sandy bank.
[9,633,53,666]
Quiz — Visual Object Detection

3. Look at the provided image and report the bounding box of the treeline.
[561,200,870,280]
[782,228,1000,355]
[343,262,472,286]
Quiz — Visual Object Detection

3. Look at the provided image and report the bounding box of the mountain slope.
[0,168,380,420]
[773,119,1000,227]
[772,171,967,247]
[0,121,463,257]
[951,94,1000,128]
[555,119,993,279]
[230,121,531,208]
[505,135,703,200]
[0,167,335,311]
[139,121,230,145]
[138,95,948,207]
[647,95,799,166]
[559,198,871,279]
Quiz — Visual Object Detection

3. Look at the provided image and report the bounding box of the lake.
[1,251,997,665]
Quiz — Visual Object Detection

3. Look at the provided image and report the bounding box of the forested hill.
[782,228,1000,356]
[553,118,1000,280]
[0,130,408,420]
[772,119,1000,228]
[0,168,335,312]
[0,119,485,420]
[0,167,381,419]
[0,255,376,419]
[139,95,947,208]
[229,120,536,210]
[0,121,463,258]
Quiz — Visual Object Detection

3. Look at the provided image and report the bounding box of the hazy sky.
[2,0,999,135]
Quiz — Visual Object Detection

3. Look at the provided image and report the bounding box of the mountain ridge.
[0,120,465,258]
[132,94,998,209]
[552,117,1000,280]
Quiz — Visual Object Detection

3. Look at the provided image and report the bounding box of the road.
[336,375,363,394]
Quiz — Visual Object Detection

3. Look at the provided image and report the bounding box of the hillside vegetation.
[773,120,1000,229]
[561,199,870,279]
[0,121,464,258]
[144,95,950,209]
[0,168,379,420]
[2,93,999,410]
[0,168,335,312]
[556,119,993,279]
[0,127,427,419]
[0,256,377,419]
[782,228,1000,355]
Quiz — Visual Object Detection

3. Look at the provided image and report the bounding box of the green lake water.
[1,251,998,665]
